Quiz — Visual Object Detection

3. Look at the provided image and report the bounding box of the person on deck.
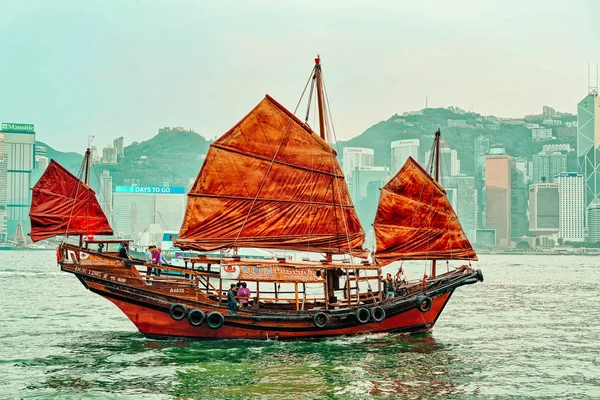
[382,273,396,302]
[118,242,131,259]
[152,246,162,276]
[157,246,168,265]
[237,282,251,307]
[145,246,155,277]
[227,283,239,315]
[97,243,104,253]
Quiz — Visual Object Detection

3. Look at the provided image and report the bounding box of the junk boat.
[29,57,483,339]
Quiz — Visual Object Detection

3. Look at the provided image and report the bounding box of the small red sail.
[374,157,477,265]
[175,95,366,256]
[29,160,113,242]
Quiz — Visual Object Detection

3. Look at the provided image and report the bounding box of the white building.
[112,185,187,240]
[1,123,35,236]
[99,170,113,218]
[342,147,374,178]
[424,146,460,176]
[102,146,118,164]
[391,139,419,173]
[554,173,584,242]
[531,128,553,141]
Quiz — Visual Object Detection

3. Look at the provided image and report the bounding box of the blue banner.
[114,186,185,194]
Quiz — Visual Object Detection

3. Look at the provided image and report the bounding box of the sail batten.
[29,159,113,242]
[374,157,476,265]
[175,95,366,256]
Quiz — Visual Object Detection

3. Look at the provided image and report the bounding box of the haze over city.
[2,0,600,152]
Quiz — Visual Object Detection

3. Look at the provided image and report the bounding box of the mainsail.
[373,157,477,265]
[29,159,113,242]
[175,95,366,256]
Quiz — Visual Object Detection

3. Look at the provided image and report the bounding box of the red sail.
[29,160,113,242]
[373,157,477,265]
[175,95,366,256]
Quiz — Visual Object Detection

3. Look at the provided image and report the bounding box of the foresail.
[373,157,477,265]
[175,95,366,256]
[29,160,113,242]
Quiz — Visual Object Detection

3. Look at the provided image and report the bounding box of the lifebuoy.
[370,306,386,322]
[415,295,432,313]
[187,308,206,327]
[206,311,224,329]
[169,303,188,321]
[355,307,370,324]
[313,312,330,328]
[475,269,484,282]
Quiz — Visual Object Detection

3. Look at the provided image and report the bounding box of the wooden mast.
[314,55,335,306]
[79,148,92,248]
[431,128,441,278]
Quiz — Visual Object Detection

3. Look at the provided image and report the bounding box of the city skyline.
[1,1,600,152]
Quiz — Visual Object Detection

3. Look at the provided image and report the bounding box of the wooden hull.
[102,291,452,339]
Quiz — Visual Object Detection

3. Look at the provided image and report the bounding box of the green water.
[1,251,599,399]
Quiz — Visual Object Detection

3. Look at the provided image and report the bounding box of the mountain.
[336,107,578,175]
[37,141,83,172]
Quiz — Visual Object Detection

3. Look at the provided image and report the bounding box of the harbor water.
[0,251,599,399]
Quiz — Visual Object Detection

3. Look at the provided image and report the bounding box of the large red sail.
[29,159,113,242]
[175,95,366,256]
[374,157,477,265]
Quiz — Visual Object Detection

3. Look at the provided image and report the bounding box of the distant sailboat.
[30,56,483,339]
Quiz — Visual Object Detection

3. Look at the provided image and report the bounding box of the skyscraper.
[554,173,584,243]
[342,147,374,178]
[577,91,600,211]
[510,162,529,239]
[113,137,124,158]
[532,151,567,183]
[390,139,419,172]
[442,175,477,242]
[1,123,35,237]
[528,183,559,236]
[99,170,113,219]
[473,136,490,183]
[485,154,511,248]
[0,133,7,242]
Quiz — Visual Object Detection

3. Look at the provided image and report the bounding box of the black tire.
[206,311,224,329]
[187,308,206,327]
[169,303,188,321]
[313,312,330,328]
[415,295,432,313]
[355,307,370,324]
[370,306,386,322]
[475,269,484,282]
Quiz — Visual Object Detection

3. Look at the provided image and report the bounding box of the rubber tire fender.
[313,312,330,328]
[415,295,432,313]
[475,269,484,282]
[169,303,188,321]
[187,308,206,327]
[370,306,386,322]
[355,307,371,324]
[206,311,225,329]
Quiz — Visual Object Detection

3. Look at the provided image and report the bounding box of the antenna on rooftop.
[589,63,599,96]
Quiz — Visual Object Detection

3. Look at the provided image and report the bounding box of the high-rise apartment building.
[390,139,419,173]
[90,145,101,164]
[532,151,567,183]
[342,147,374,178]
[1,123,35,237]
[554,173,584,242]
[485,154,511,248]
[113,137,124,158]
[102,146,118,165]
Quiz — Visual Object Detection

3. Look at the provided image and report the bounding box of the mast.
[314,55,327,141]
[80,148,91,247]
[314,55,335,304]
[432,128,441,278]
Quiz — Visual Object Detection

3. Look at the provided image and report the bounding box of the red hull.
[105,292,452,339]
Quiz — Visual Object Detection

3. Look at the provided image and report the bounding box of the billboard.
[114,186,185,194]
[1,122,35,133]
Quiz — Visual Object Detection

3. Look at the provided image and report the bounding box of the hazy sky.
[1,0,599,152]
